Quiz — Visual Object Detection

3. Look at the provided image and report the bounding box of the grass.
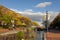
[0,27,3,29]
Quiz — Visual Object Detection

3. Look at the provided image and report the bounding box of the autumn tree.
[33,22,39,26]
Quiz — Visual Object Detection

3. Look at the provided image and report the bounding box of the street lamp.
[46,11,48,32]
[43,11,48,31]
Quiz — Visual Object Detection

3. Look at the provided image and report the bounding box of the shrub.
[16,31,24,40]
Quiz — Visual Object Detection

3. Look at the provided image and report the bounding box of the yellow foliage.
[0,5,33,27]
[33,22,39,26]
[15,21,22,25]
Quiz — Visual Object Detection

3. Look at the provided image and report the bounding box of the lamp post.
[43,11,49,32]
[46,11,48,32]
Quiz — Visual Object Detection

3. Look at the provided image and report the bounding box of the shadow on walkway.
[48,29,60,33]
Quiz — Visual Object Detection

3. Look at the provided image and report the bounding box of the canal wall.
[0,34,18,40]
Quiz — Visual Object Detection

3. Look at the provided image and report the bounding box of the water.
[34,31,45,40]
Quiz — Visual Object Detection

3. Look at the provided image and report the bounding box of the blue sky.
[0,0,60,24]
[0,0,60,12]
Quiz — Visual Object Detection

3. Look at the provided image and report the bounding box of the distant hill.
[0,5,33,28]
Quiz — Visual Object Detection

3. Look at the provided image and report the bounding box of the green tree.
[16,31,24,40]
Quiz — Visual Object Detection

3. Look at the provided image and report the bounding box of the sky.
[0,0,60,12]
[0,0,60,25]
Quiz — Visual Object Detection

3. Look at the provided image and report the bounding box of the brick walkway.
[46,32,60,40]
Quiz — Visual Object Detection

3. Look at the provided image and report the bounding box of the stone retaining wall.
[0,32,34,40]
[0,34,18,40]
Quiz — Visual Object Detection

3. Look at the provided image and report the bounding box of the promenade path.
[46,32,60,40]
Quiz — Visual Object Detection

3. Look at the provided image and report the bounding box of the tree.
[49,13,60,29]
[33,22,39,26]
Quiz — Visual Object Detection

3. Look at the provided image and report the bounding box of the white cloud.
[24,9,33,12]
[10,9,59,22]
[48,11,59,22]
[10,8,45,15]
[35,2,52,8]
